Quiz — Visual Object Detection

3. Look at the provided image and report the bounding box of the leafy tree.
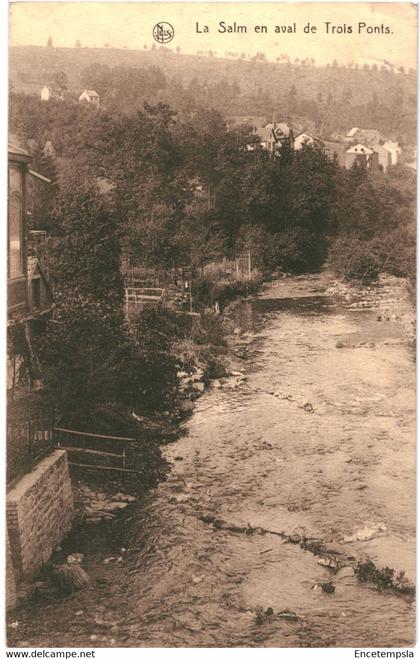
[270,143,339,271]
[177,200,226,269]
[54,71,67,93]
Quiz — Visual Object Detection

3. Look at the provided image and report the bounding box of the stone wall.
[6,450,74,581]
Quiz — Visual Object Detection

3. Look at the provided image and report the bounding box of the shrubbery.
[329,237,382,284]
[330,225,416,286]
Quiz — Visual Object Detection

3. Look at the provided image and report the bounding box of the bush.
[127,306,180,411]
[330,228,416,286]
[273,228,329,274]
[329,236,383,284]
[235,224,278,273]
[379,227,416,281]
[192,313,227,347]
[197,345,229,380]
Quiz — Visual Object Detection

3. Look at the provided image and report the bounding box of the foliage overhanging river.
[11,273,415,648]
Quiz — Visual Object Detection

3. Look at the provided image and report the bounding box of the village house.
[227,116,295,155]
[344,127,360,142]
[344,143,379,170]
[78,89,100,107]
[40,85,64,102]
[383,140,401,166]
[372,144,392,172]
[294,132,316,150]
[345,127,381,147]
[258,122,294,155]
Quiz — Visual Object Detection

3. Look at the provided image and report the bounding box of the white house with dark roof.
[78,89,100,107]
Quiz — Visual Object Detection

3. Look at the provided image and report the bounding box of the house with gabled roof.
[345,128,381,147]
[78,89,100,107]
[345,127,360,142]
[344,143,378,170]
[294,132,317,151]
[258,122,294,155]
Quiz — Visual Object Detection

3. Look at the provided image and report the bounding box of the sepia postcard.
[5,1,417,654]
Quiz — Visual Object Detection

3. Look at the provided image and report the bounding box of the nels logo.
[153,22,175,44]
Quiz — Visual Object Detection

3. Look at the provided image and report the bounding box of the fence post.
[51,407,56,448]
[28,420,33,470]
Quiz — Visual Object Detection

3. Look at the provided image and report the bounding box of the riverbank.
[7,277,265,615]
[8,271,415,647]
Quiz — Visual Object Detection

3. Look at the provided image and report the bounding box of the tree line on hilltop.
[10,45,416,144]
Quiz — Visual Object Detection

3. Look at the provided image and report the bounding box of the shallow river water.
[11,273,415,648]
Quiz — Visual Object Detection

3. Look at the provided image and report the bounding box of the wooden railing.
[53,427,138,474]
[124,287,165,315]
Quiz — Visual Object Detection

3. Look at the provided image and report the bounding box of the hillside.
[9,45,416,143]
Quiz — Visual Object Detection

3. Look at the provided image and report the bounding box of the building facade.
[344,143,379,170]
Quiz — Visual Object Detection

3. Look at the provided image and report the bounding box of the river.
[10,273,415,648]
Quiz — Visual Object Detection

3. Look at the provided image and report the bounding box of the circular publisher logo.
[153,22,175,44]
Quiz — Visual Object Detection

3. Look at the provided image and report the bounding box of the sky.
[9,1,418,70]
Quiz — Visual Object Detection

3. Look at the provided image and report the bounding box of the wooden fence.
[202,251,255,281]
[124,287,165,316]
[53,427,138,474]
